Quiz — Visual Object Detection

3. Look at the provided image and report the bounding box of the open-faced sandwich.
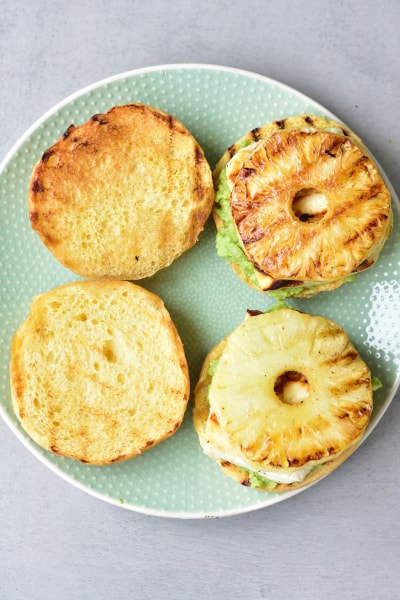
[213,115,392,298]
[194,306,375,492]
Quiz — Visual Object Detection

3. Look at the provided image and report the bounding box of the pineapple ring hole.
[292,188,328,223]
[274,370,311,405]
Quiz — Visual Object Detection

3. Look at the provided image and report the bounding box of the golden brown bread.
[10,280,190,465]
[28,103,214,280]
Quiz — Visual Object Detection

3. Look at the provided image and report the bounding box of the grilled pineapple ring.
[213,115,392,297]
[193,308,373,491]
[231,129,391,282]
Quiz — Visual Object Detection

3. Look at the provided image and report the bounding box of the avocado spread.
[248,470,278,489]
[214,167,259,287]
[207,358,220,377]
[372,376,383,391]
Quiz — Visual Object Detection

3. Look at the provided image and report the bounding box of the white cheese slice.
[203,441,315,484]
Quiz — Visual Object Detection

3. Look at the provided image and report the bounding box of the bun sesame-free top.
[10,280,190,465]
[29,103,214,280]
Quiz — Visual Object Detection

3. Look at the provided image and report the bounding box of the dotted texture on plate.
[1,65,399,518]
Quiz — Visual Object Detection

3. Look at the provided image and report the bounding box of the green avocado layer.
[248,470,278,489]
[214,167,260,287]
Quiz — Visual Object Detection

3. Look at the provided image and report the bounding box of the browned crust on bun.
[29,103,214,280]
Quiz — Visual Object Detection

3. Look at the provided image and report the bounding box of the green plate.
[1,64,399,518]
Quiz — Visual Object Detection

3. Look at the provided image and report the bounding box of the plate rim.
[1,62,399,518]
[0,62,341,171]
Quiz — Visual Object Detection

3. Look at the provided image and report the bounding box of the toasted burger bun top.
[10,280,190,465]
[29,103,214,280]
